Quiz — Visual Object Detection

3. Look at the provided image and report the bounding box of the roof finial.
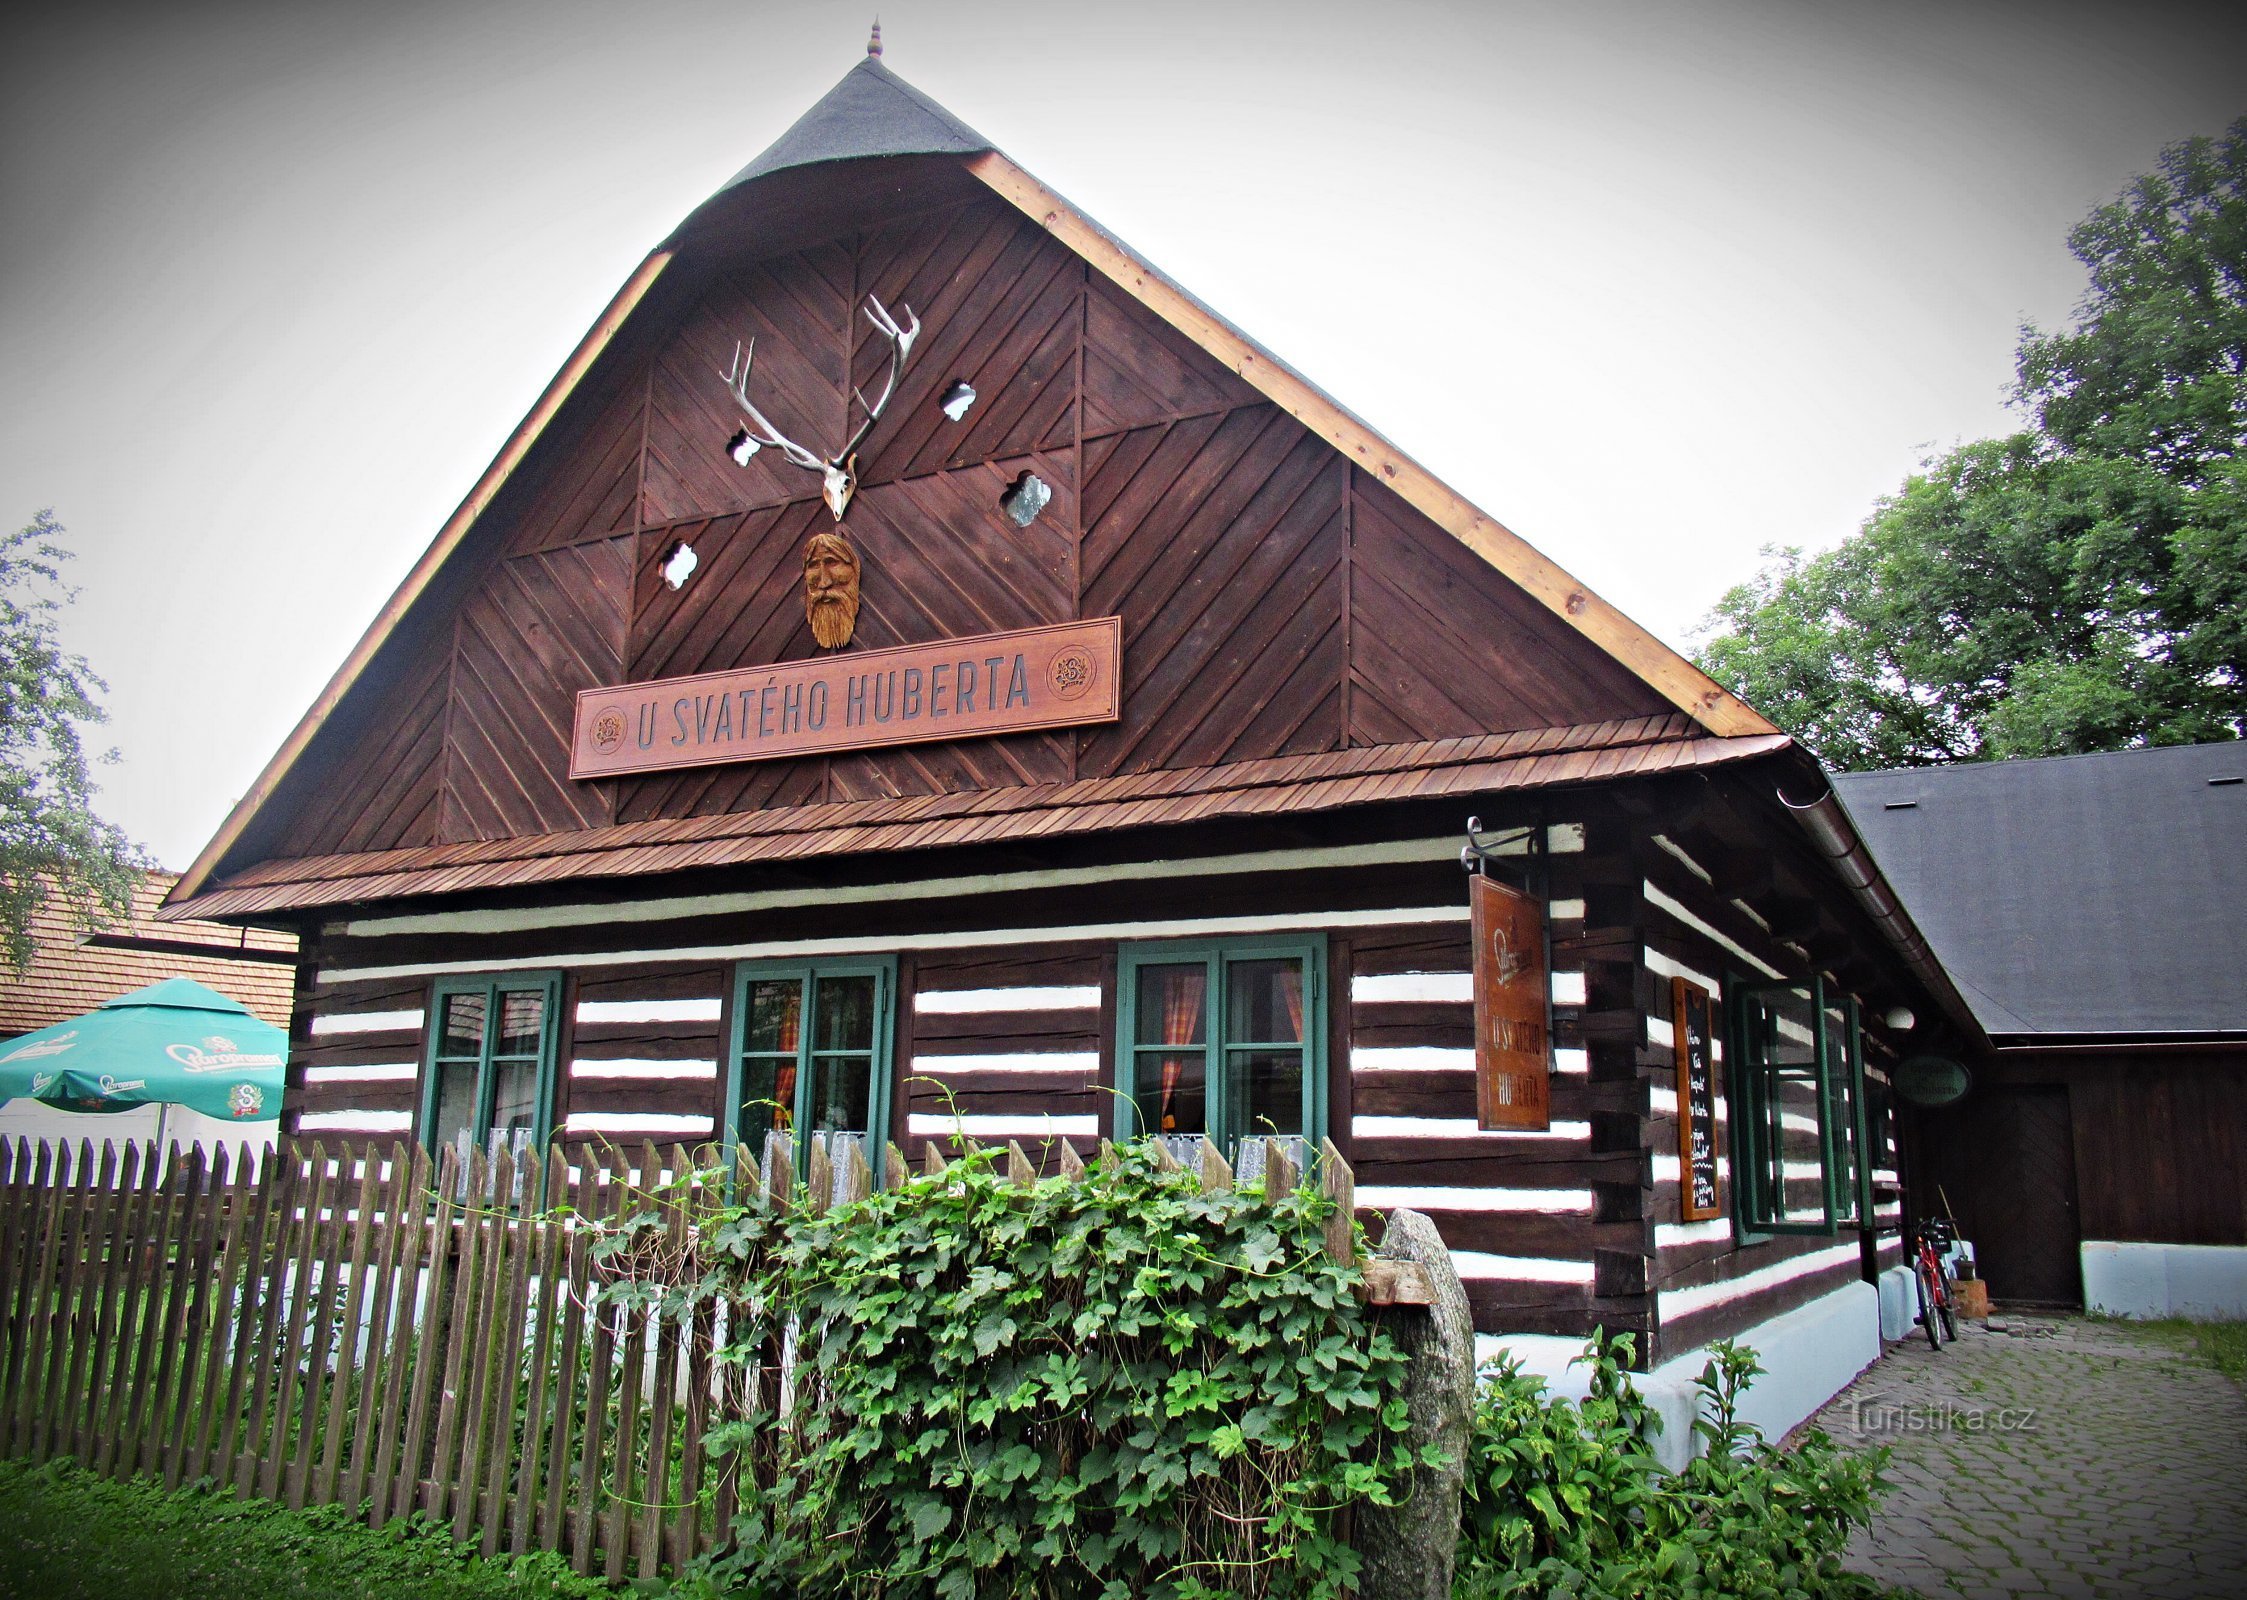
[867,18,882,57]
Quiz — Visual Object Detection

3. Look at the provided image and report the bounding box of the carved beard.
[807,586,858,649]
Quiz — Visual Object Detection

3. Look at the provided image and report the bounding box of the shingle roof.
[0,872,296,1037]
[712,56,990,192]
[1835,743,2247,1038]
[165,716,1789,922]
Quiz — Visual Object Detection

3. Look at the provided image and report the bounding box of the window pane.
[1824,1012,1859,1222]
[737,1054,791,1154]
[814,975,876,1053]
[1750,986,1825,1224]
[1140,1051,1206,1135]
[430,1056,479,1155]
[1227,1048,1304,1142]
[1135,964,1206,1047]
[491,1057,538,1141]
[745,980,802,1055]
[440,992,487,1060]
[807,1053,872,1136]
[497,989,545,1059]
[1227,959,1304,1044]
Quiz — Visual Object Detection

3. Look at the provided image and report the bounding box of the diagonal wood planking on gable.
[1080,405,1346,777]
[503,376,648,556]
[438,537,632,842]
[853,199,1083,488]
[1081,272,1261,438]
[268,641,451,859]
[1346,474,1669,742]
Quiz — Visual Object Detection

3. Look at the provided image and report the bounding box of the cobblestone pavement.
[1806,1314,2247,1599]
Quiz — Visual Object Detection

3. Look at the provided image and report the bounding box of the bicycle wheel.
[1914,1256,1944,1350]
[1932,1268,1959,1341]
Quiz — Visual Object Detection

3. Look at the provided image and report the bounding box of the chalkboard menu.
[1671,977,1723,1222]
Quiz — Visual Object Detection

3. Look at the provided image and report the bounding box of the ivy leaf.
[909,1498,953,1545]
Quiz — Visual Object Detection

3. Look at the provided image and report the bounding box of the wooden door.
[1926,1086,2082,1307]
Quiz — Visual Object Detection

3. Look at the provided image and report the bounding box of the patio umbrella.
[0,978,287,1128]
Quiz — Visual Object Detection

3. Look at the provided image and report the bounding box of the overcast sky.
[3,0,2241,870]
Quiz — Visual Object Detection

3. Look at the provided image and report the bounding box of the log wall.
[280,792,1911,1355]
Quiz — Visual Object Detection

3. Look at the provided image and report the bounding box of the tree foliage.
[1695,118,2247,769]
[0,510,146,974]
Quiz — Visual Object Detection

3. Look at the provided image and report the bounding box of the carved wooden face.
[804,532,861,649]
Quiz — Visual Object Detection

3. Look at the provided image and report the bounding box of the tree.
[0,509,148,974]
[1695,117,2246,770]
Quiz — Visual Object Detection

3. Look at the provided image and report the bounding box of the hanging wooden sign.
[1471,873,1549,1130]
[1671,976,1724,1221]
[569,616,1122,780]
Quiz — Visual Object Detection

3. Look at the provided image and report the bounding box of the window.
[726,958,896,1185]
[1115,939,1325,1158]
[421,973,562,1155]
[1726,976,1867,1236]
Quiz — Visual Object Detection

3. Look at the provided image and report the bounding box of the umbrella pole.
[155,1102,170,1178]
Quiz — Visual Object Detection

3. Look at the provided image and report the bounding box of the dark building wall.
[1906,1048,2247,1307]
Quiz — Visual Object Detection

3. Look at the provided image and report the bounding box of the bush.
[1454,1335,1891,1600]
[595,1140,1433,1600]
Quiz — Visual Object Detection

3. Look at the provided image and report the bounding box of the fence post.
[1352,1208,1473,1600]
[1319,1137,1355,1264]
[1193,1138,1232,1193]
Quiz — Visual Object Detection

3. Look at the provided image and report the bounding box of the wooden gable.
[180,59,1765,909]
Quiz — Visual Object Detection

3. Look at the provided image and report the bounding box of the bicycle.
[1909,1218,1960,1350]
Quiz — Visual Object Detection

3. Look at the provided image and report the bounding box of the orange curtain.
[1277,965,1304,1042]
[1154,967,1204,1133]
[774,988,802,1130]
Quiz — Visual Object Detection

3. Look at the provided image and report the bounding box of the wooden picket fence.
[0,1130,1425,1583]
[0,1134,742,1581]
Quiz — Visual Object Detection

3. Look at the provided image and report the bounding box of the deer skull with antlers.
[719,295,920,520]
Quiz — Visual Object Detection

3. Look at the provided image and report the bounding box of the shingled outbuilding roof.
[1836,742,2247,1040]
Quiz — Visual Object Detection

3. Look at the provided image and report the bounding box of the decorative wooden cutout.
[803,530,861,649]
[1472,873,1550,1130]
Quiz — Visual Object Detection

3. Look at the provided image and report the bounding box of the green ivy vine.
[590,1140,1434,1600]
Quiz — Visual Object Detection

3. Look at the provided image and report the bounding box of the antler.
[718,339,827,472]
[839,296,921,461]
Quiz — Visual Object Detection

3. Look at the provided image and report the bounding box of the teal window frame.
[1725,974,1856,1238]
[418,971,564,1154]
[723,956,897,1187]
[1113,936,1327,1156]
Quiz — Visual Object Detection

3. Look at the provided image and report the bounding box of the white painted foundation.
[1876,1264,1918,1340]
[1476,1279,1882,1471]
[2081,1240,2247,1320]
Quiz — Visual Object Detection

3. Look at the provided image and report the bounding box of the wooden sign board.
[569,617,1122,780]
[1471,874,1549,1130]
[1672,976,1723,1221]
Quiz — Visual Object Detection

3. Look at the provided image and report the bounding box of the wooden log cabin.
[159,47,1981,1432]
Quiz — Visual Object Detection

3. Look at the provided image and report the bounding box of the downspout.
[1777,786,1985,1046]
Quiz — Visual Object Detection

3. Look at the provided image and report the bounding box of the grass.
[0,1458,618,1600]
[2103,1315,2247,1386]
[2179,1319,2247,1384]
